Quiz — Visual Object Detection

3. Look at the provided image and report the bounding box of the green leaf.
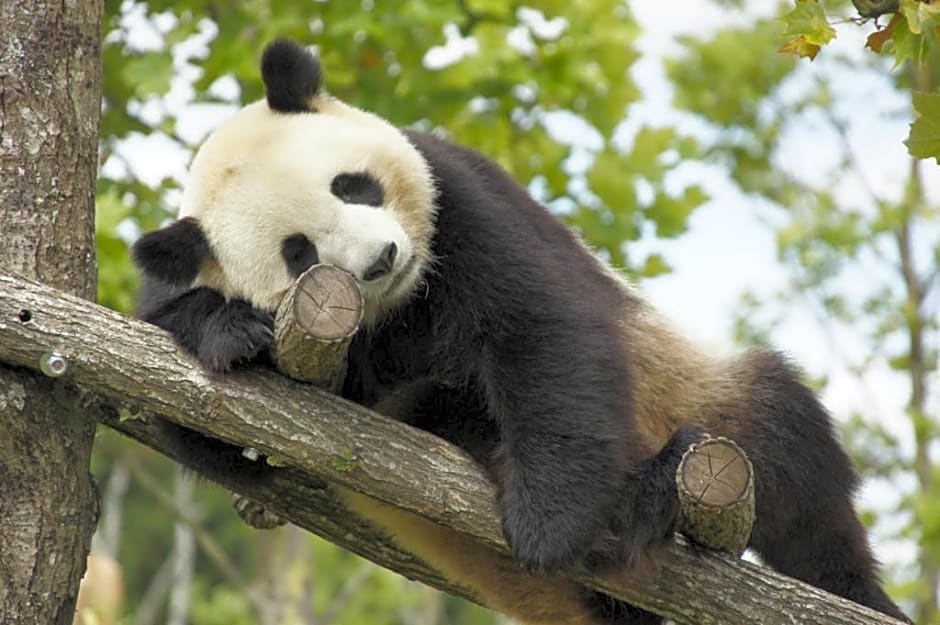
[645,185,707,239]
[120,52,174,98]
[626,126,676,181]
[778,0,836,60]
[639,253,671,278]
[901,0,924,34]
[886,14,918,68]
[587,149,637,215]
[905,91,940,163]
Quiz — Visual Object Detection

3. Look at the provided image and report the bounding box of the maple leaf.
[905,91,940,163]
[779,0,836,60]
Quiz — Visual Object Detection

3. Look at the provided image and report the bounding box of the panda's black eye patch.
[281,233,319,278]
[330,172,384,207]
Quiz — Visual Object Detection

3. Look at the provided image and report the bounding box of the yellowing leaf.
[779,0,836,60]
[779,37,822,60]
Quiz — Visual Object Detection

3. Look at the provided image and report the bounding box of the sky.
[108,0,939,573]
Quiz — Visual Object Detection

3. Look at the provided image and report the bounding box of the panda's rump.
[620,303,761,453]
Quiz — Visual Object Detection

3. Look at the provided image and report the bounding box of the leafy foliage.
[778,0,940,162]
[98,0,704,307]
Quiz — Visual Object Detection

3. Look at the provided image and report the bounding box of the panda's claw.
[196,301,274,373]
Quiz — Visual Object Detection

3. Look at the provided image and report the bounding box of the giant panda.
[132,39,909,625]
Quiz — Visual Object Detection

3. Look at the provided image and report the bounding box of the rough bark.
[0,2,101,294]
[0,2,103,624]
[0,272,909,625]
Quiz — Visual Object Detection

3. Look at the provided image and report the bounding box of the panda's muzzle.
[363,242,398,281]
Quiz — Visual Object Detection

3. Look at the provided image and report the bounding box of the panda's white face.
[179,96,436,324]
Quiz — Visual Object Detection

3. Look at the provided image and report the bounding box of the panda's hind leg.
[581,428,713,625]
[589,427,710,573]
[726,350,909,622]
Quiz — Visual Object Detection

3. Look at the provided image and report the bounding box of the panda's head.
[133,39,436,324]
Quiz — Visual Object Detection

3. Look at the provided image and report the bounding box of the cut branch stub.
[676,436,755,556]
[271,264,363,388]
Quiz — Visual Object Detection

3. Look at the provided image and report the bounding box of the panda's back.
[404,130,629,315]
[405,131,780,455]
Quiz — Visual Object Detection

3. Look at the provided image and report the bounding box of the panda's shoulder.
[400,131,620,301]
[402,130,491,182]
[401,130,545,225]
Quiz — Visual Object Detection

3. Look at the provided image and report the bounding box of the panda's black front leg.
[496,426,625,572]
[482,331,632,572]
[137,277,273,372]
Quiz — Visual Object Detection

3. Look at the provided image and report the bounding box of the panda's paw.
[503,520,586,574]
[500,496,597,573]
[197,302,274,372]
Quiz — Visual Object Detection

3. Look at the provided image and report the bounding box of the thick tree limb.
[0,271,907,625]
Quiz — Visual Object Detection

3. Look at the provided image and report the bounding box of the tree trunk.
[0,2,104,624]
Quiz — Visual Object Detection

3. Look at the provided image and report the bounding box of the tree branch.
[0,271,907,625]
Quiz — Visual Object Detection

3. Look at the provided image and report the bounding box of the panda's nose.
[363,242,397,281]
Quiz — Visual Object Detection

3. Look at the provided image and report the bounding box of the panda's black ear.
[261,39,323,113]
[132,217,213,286]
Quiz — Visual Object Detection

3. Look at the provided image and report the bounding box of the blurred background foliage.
[87,0,938,624]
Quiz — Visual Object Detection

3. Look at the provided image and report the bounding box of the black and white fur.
[133,39,909,625]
